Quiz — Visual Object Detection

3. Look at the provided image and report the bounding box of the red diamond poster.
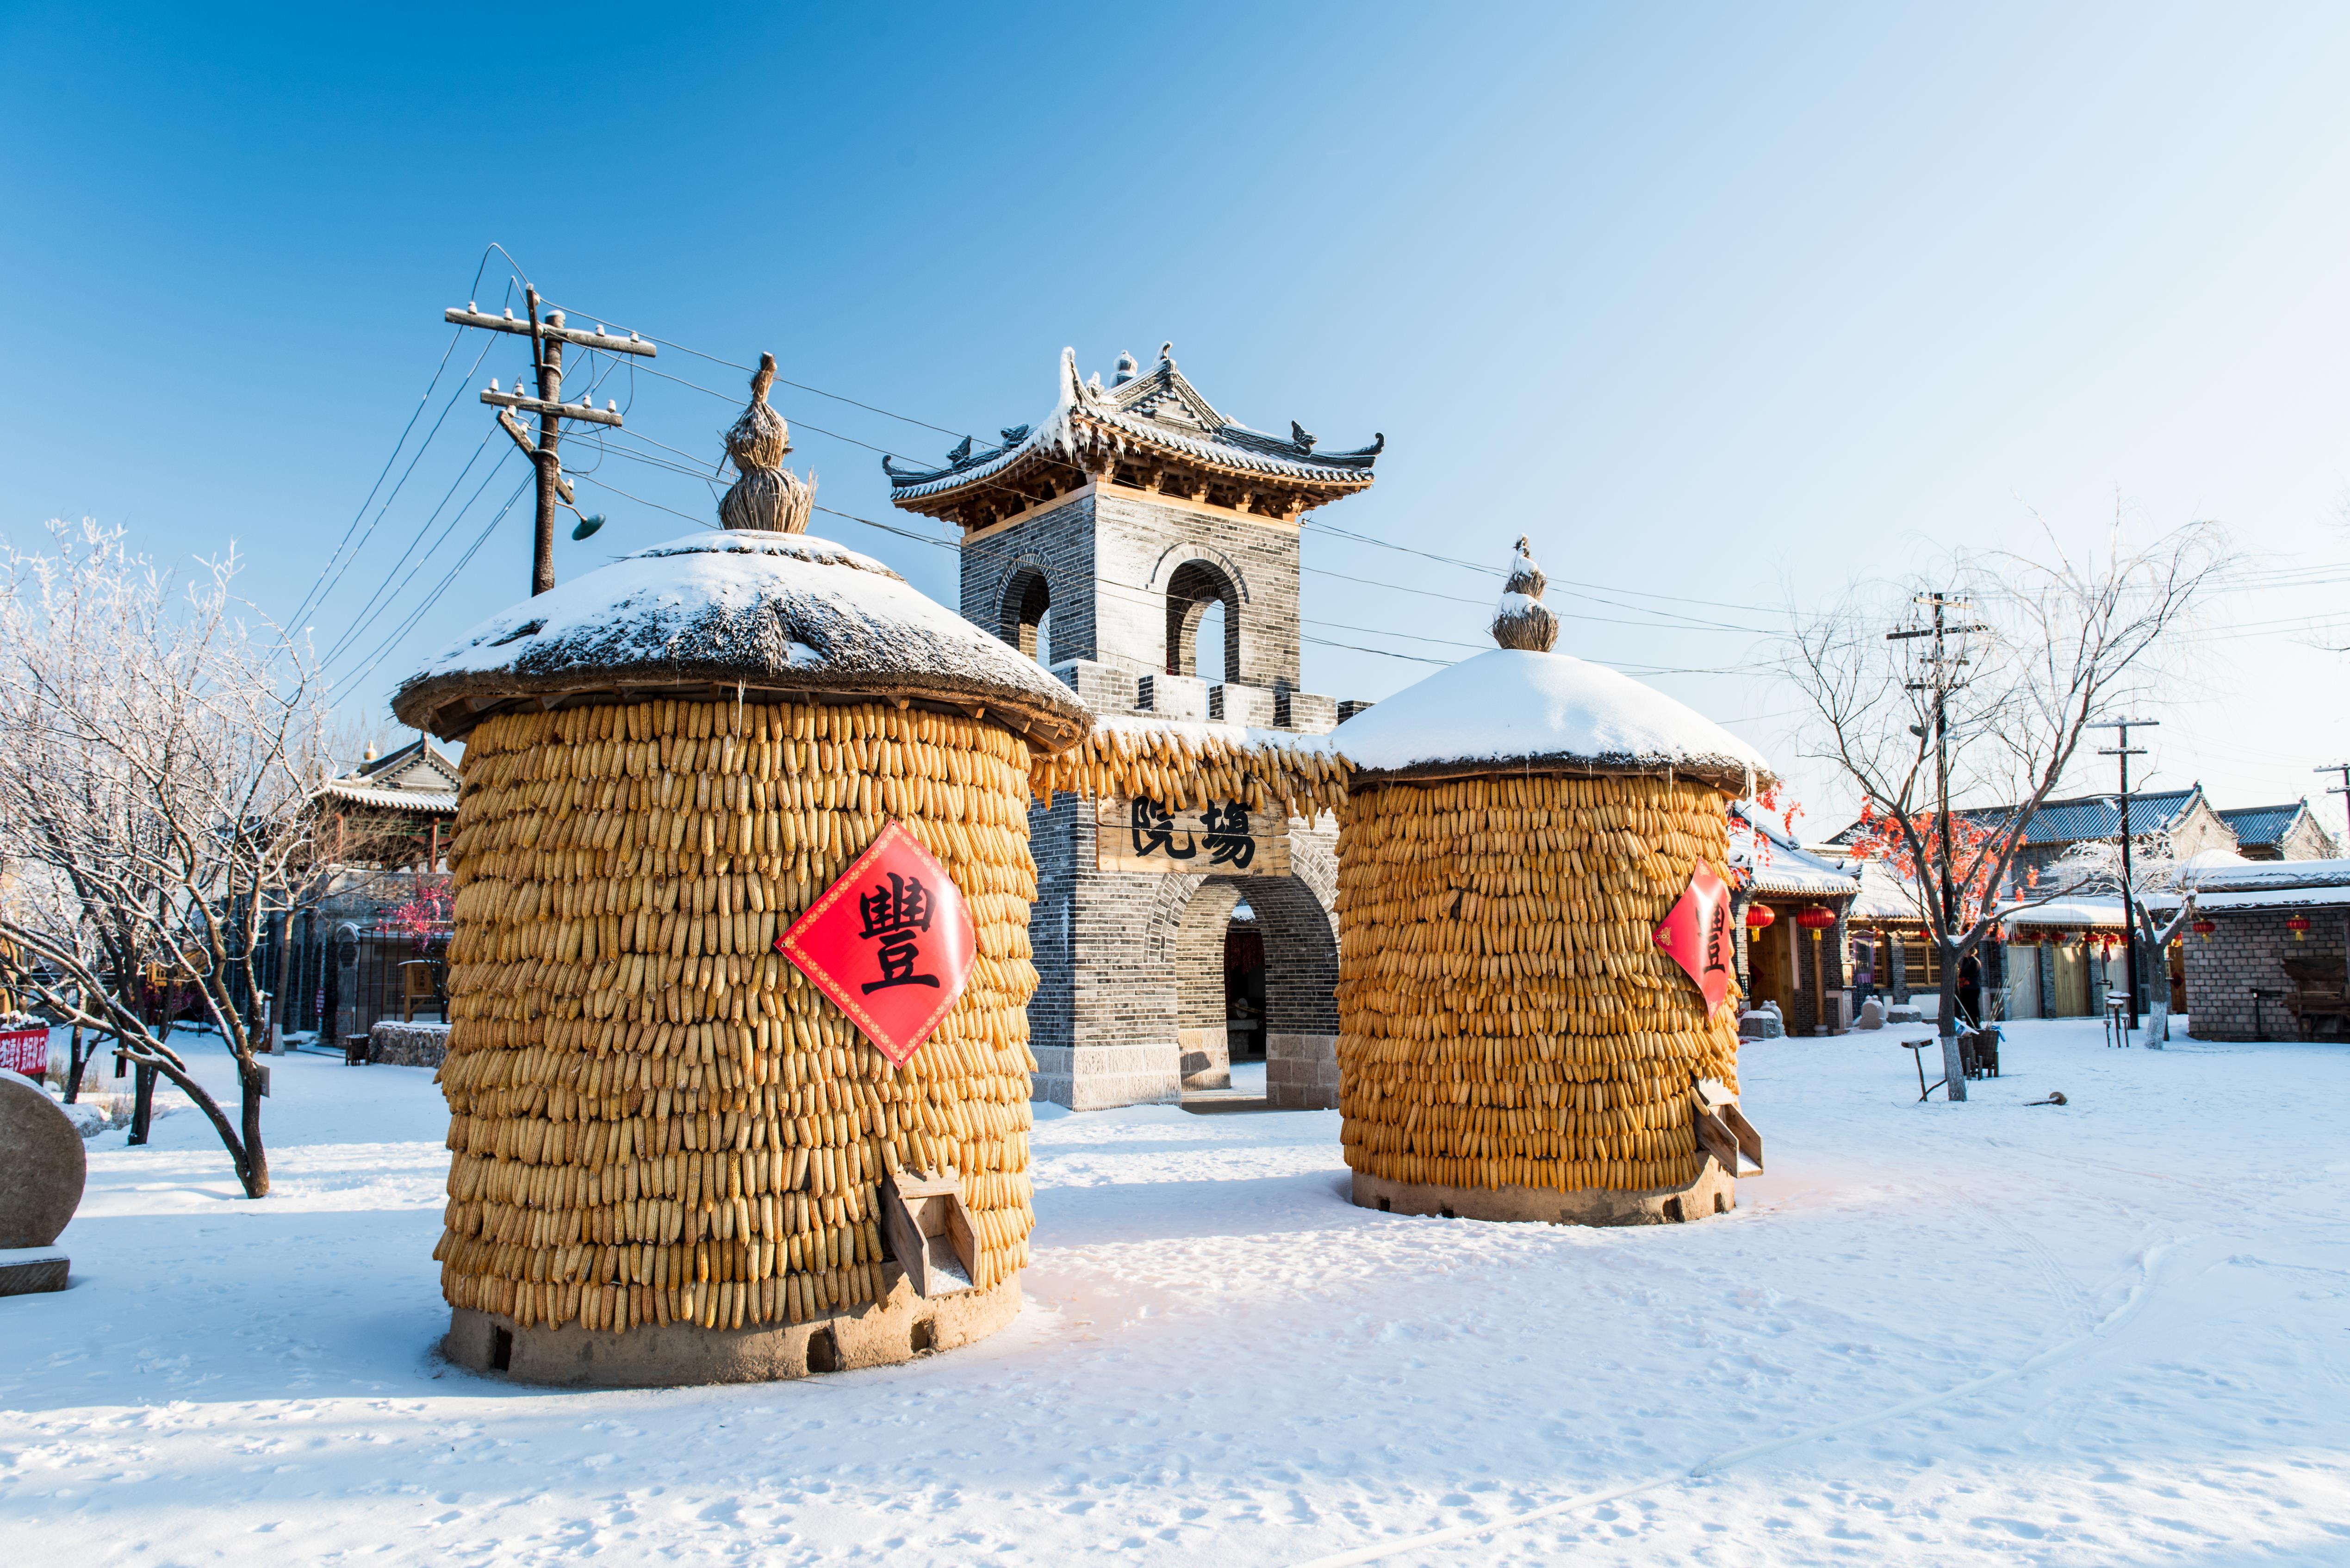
[1651,861,1735,1017]
[775,819,977,1066]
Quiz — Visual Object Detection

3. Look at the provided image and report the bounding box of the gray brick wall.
[2182,905,2347,1040]
[964,482,1355,1108]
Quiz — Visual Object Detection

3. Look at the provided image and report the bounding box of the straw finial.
[1489,534,1558,651]
[719,351,814,532]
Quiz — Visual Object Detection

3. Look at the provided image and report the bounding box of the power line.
[340,477,534,688]
[294,328,496,630]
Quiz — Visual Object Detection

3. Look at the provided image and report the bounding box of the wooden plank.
[1094,796,1290,877]
[1719,1103,1765,1174]
[1695,1109,1741,1170]
[881,1167,978,1298]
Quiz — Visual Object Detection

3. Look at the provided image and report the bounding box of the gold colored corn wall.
[432,697,1039,1337]
[1335,774,1741,1195]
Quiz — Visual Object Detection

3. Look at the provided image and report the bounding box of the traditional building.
[890,344,1380,1109]
[2218,800,2340,862]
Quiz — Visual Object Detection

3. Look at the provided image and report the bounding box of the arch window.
[1002,568,1051,663]
[1165,559,1240,681]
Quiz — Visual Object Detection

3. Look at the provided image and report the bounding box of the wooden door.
[2053,941,2090,1017]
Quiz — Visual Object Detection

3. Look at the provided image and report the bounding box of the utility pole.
[443,290,655,594]
[2091,718,2157,1028]
[2317,763,2350,850]
[1890,592,1988,1100]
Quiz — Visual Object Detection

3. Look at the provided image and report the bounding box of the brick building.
[2154,859,2350,1041]
[889,344,1382,1109]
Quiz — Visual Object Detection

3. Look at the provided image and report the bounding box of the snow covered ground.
[6,1020,2349,1565]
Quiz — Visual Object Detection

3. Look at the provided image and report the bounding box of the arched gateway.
[889,342,1382,1108]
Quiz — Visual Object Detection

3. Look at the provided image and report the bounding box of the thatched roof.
[392,530,1090,752]
[1330,648,1775,794]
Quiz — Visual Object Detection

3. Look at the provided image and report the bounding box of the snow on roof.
[392,530,1088,750]
[884,347,1380,505]
[1846,861,1929,923]
[315,779,459,814]
[2147,855,2350,911]
[1729,800,1860,897]
[2001,896,2129,930]
[1330,648,1774,792]
[1088,711,1343,758]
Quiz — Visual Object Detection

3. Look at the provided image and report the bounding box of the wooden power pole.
[443,290,656,594]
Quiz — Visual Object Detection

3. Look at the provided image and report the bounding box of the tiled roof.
[2001,787,2198,845]
[883,346,1381,503]
[2217,802,2304,849]
[315,778,459,814]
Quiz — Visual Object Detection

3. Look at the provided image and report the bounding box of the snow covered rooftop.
[2001,896,2130,931]
[2148,855,2350,911]
[886,346,1380,530]
[1329,648,1775,793]
[392,530,1088,751]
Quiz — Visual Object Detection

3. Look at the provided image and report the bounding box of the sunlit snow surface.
[6,1023,2349,1565]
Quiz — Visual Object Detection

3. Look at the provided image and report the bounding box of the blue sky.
[6,4,2350,834]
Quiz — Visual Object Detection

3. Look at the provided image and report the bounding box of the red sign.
[774,820,976,1067]
[1652,861,1735,1018]
[0,1027,48,1078]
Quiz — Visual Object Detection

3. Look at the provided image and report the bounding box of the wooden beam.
[444,307,657,357]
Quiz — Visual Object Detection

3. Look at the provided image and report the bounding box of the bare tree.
[2045,836,2200,1046]
[0,519,330,1196]
[1788,521,2229,1099]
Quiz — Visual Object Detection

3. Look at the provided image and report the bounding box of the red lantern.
[1746,904,1776,930]
[2287,914,2313,942]
[1795,907,1837,930]
[2192,918,2216,942]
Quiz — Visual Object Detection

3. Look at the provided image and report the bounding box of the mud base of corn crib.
[1351,1157,1738,1227]
[443,1271,1022,1387]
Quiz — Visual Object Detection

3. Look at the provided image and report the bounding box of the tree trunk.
[1939,963,1968,1101]
[238,1057,271,1197]
[62,1021,86,1104]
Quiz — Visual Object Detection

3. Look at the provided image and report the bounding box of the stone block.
[1854,997,1885,1030]
[1266,1032,1339,1109]
[1177,1026,1231,1090]
[1209,683,1275,728]
[0,1246,68,1296]
[1138,673,1208,722]
[369,1021,450,1067]
[0,1071,85,1249]
[1337,699,1377,722]
[1051,658,1140,715]
[1275,689,1338,734]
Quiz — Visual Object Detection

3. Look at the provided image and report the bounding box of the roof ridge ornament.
[720,353,814,533]
[1491,535,1559,652]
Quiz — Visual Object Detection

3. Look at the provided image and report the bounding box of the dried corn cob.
[1334,773,1741,1195]
[431,697,1039,1334]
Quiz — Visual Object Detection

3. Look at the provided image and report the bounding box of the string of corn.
[430,696,1039,1335]
[1027,719,1349,820]
[1335,773,1742,1194]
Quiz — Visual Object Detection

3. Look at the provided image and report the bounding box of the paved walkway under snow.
[5,1019,2347,1565]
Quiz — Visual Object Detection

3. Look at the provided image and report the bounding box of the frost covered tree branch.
[1784,518,2230,1097]
[0,519,333,1197]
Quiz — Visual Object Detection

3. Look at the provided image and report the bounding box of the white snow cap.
[1331,647,1775,789]
[393,530,1087,748]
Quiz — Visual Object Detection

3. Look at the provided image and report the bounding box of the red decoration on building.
[1794,907,1837,930]
[2192,918,2216,941]
[2287,914,2313,941]
[1744,903,1776,930]
[1654,861,1736,1017]
[0,1026,45,1077]
[774,820,977,1067]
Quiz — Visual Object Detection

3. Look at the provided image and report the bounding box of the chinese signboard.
[774,821,977,1067]
[1652,861,1735,1017]
[1095,797,1291,877]
[0,1026,48,1078]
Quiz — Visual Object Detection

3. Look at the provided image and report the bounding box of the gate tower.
[887,344,1385,1108]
